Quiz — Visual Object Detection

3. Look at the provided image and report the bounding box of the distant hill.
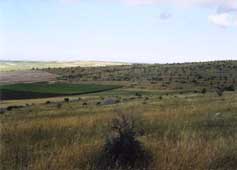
[0,60,127,72]
[45,60,237,90]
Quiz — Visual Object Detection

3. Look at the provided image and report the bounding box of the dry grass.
[1,92,237,170]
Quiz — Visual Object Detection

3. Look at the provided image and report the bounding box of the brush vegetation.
[45,60,237,90]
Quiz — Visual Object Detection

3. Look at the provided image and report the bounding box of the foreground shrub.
[101,113,150,169]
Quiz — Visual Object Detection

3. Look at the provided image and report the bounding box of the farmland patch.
[0,83,122,100]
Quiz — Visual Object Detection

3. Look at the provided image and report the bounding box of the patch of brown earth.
[0,70,57,85]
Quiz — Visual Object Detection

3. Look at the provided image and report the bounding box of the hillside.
[45,60,237,90]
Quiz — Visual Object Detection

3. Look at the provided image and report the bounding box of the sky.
[0,0,237,63]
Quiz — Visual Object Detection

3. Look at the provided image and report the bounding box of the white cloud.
[60,0,237,28]
[123,0,237,28]
[208,13,237,28]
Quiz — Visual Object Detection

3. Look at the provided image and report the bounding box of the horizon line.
[0,59,236,65]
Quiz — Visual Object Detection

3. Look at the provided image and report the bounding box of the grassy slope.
[1,90,237,170]
[45,60,237,90]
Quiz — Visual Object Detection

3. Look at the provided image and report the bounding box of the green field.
[0,83,122,100]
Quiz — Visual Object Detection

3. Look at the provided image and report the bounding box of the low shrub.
[64,98,69,102]
[201,88,207,94]
[224,85,235,91]
[101,113,150,169]
[6,105,24,111]
[45,100,51,104]
[216,86,224,96]
[145,97,149,100]
[135,92,142,97]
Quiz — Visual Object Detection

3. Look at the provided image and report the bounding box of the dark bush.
[102,113,150,169]
[224,85,235,91]
[135,92,142,97]
[45,100,51,104]
[216,86,224,96]
[64,98,69,102]
[82,102,87,106]
[6,105,24,111]
[201,88,207,94]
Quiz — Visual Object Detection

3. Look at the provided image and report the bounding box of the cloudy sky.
[0,0,236,63]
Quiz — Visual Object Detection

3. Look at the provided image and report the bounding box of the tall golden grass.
[1,92,237,170]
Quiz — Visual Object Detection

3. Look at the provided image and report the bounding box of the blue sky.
[0,0,236,63]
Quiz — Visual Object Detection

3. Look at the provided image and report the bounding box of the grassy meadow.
[1,88,237,170]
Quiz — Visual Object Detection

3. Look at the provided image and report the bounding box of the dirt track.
[0,70,57,85]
